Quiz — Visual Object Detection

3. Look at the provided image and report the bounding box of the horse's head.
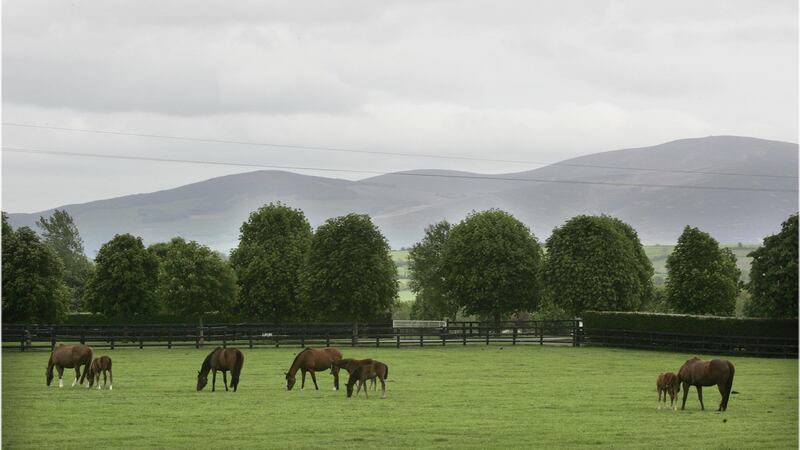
[196,371,208,391]
[46,367,53,386]
[285,372,296,391]
[86,366,95,387]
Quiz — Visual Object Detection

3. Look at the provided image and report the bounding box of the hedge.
[60,312,247,325]
[583,311,798,339]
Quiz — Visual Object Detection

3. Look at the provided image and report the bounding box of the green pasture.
[3,346,796,449]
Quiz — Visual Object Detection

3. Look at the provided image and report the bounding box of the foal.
[346,363,386,399]
[88,356,113,390]
[332,358,389,392]
[656,372,680,410]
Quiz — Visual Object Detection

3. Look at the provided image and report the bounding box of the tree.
[746,214,798,318]
[230,203,312,322]
[441,209,542,325]
[86,234,160,318]
[408,221,458,320]
[665,226,739,316]
[152,237,238,326]
[301,214,397,325]
[542,215,654,315]
[36,209,94,311]
[2,218,68,323]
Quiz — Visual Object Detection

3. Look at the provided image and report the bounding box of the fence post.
[168,327,172,349]
[51,327,56,350]
[248,327,253,349]
[139,330,143,349]
[512,327,517,346]
[540,323,544,346]
[462,323,467,346]
[485,326,490,345]
[420,328,424,347]
[396,333,400,348]
[80,326,86,345]
[376,335,380,348]
[223,327,227,348]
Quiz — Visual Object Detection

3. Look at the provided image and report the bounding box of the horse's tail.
[232,350,244,390]
[723,361,735,410]
[46,353,55,385]
[383,363,389,381]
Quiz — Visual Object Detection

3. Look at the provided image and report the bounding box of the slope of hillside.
[7,136,797,255]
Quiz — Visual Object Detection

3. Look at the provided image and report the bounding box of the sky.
[2,0,798,213]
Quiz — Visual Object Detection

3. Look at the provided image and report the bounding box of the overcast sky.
[2,0,797,213]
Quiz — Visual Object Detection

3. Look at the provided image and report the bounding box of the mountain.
[7,136,798,256]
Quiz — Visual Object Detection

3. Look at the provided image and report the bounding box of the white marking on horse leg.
[72,378,77,387]
[59,378,63,388]
[109,385,113,390]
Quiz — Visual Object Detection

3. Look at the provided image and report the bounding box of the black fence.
[2,320,582,351]
[583,328,798,358]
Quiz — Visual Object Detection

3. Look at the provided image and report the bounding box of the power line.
[4,145,796,194]
[3,122,797,180]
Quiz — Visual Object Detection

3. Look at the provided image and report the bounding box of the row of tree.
[408,211,798,321]
[2,205,796,324]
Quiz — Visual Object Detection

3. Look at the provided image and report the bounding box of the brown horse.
[87,356,113,390]
[285,347,343,391]
[345,362,386,399]
[197,347,245,392]
[332,358,389,393]
[46,344,93,388]
[677,357,736,411]
[656,372,680,410]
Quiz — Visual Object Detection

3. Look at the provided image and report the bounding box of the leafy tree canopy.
[665,226,739,316]
[152,237,237,320]
[746,214,798,318]
[542,215,653,316]
[441,209,542,324]
[2,219,68,323]
[302,213,397,323]
[230,203,312,322]
[86,233,160,318]
[36,209,94,311]
[408,220,458,320]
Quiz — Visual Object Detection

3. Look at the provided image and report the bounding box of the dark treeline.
[1,206,797,325]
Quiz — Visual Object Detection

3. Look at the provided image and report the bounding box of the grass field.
[3,346,796,449]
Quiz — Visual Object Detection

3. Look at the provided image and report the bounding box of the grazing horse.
[656,372,680,410]
[677,357,736,411]
[346,363,386,399]
[285,347,343,391]
[46,344,93,388]
[332,358,389,393]
[196,347,245,392]
[87,356,113,390]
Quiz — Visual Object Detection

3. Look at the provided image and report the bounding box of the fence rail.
[583,328,798,358]
[2,320,582,351]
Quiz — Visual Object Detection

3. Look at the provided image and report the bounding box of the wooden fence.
[583,328,798,358]
[2,320,582,351]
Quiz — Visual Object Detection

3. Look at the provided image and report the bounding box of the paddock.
[2,346,796,448]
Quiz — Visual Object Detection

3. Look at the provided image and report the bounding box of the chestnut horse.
[87,356,113,390]
[345,362,386,399]
[656,372,680,410]
[677,357,736,411]
[285,347,343,391]
[197,347,244,392]
[46,344,93,388]
[332,358,389,393]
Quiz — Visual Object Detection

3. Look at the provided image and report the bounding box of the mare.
[87,356,113,390]
[285,347,343,391]
[46,344,93,388]
[345,362,386,399]
[656,372,680,410]
[197,347,245,392]
[677,357,736,411]
[332,358,389,392]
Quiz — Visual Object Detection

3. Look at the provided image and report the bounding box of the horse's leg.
[222,371,228,391]
[380,375,386,399]
[212,369,217,392]
[301,369,307,390]
[109,368,113,390]
[657,388,662,409]
[717,383,726,411]
[72,367,80,387]
[696,386,704,410]
[310,370,319,390]
[79,359,89,385]
[331,366,340,391]
[57,366,65,388]
[680,382,690,410]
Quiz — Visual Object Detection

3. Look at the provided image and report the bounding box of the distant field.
[392,245,760,303]
[4,346,796,449]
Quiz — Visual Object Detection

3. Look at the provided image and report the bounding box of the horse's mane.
[289,348,311,369]
[201,347,221,371]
